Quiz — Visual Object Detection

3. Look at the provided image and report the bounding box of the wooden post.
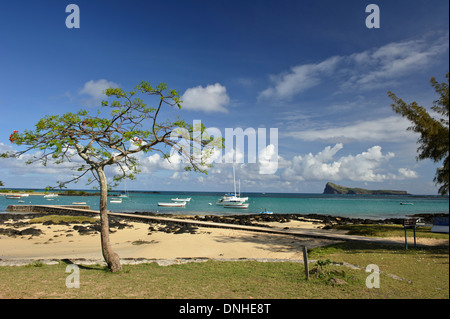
[302,246,309,280]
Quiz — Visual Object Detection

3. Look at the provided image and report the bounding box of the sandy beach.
[0,214,341,264]
[1,211,447,266]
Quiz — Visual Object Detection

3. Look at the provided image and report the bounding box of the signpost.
[403,219,417,249]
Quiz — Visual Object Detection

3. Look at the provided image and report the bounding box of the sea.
[1,190,448,220]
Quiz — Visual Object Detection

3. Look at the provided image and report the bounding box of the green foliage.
[308,259,353,285]
[1,81,221,190]
[388,72,449,196]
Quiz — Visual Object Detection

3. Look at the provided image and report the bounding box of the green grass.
[1,244,448,299]
[333,224,449,239]
[308,242,449,299]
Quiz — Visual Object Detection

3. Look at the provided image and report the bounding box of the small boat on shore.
[158,202,187,207]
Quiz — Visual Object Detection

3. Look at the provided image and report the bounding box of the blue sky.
[0,0,448,194]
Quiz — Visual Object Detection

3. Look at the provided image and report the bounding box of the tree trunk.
[97,167,122,272]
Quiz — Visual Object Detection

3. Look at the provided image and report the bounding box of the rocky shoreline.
[1,211,447,240]
[125,211,448,227]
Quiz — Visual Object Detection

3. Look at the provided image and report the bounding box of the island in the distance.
[323,182,409,195]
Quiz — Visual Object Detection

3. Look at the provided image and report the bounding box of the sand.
[2,215,447,266]
[0,217,340,264]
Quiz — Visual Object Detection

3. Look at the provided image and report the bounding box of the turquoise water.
[1,191,448,220]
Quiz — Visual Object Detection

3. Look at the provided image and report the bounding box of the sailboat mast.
[233,165,236,196]
[239,179,241,197]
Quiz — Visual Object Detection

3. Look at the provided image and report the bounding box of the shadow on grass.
[60,258,110,272]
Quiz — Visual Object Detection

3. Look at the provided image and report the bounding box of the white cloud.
[135,152,183,174]
[258,144,278,175]
[259,56,341,100]
[397,168,419,179]
[0,140,421,191]
[342,33,449,90]
[0,142,86,188]
[79,79,119,106]
[280,144,415,182]
[285,116,414,143]
[181,83,230,113]
[260,33,449,99]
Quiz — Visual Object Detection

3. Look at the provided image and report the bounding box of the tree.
[1,81,219,272]
[0,180,4,187]
[388,72,449,196]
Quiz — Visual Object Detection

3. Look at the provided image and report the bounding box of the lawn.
[0,244,448,299]
[0,223,448,299]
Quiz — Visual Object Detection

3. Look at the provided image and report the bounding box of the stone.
[329,277,347,285]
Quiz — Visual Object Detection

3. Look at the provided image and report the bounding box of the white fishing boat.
[6,195,22,199]
[171,197,191,202]
[5,194,28,199]
[72,202,87,205]
[110,198,122,203]
[44,193,59,198]
[158,202,186,207]
[224,202,249,209]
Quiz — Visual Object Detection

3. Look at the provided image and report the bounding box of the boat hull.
[223,203,249,209]
[158,202,186,207]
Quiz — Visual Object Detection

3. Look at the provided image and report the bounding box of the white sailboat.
[110,198,123,203]
[217,166,249,208]
[118,179,129,198]
[216,193,241,205]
